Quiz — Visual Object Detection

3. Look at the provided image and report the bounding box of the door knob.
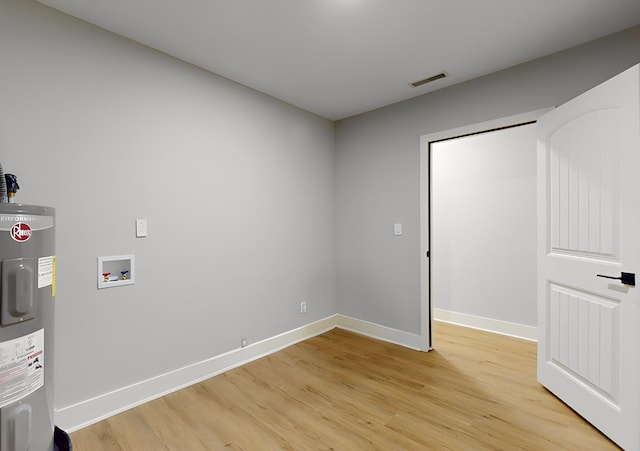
[596,272,636,286]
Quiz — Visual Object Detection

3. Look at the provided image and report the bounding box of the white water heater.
[0,204,57,450]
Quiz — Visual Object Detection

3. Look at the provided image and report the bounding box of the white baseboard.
[56,315,336,432]
[433,308,537,342]
[334,314,425,351]
[56,314,424,432]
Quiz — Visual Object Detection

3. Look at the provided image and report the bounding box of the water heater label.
[0,329,45,409]
[38,256,55,289]
[0,214,54,232]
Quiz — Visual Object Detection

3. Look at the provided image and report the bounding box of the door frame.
[419,108,551,349]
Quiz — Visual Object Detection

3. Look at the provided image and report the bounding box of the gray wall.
[431,124,537,326]
[2,0,640,423]
[0,0,336,410]
[335,25,640,335]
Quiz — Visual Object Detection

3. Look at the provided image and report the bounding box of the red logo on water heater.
[10,223,32,242]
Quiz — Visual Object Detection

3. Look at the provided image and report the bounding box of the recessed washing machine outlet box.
[97,255,135,289]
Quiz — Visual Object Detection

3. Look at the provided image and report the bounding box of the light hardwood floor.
[70,321,620,450]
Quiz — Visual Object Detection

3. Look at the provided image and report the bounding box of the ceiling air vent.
[409,72,447,88]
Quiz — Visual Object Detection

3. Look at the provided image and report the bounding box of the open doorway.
[419,110,550,349]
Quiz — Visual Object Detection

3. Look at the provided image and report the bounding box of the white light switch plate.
[394,223,402,236]
[136,219,148,237]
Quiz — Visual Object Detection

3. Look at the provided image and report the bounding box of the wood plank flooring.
[70,321,619,450]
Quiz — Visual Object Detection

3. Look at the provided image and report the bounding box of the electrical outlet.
[241,338,247,348]
[300,301,307,314]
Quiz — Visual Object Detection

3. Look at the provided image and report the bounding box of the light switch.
[394,223,402,236]
[136,219,148,238]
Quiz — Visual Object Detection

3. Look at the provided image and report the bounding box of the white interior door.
[537,64,640,450]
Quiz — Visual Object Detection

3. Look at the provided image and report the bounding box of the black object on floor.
[54,426,72,451]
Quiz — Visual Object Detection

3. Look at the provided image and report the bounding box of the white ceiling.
[37,0,640,121]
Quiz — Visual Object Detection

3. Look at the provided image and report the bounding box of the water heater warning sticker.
[0,329,44,409]
[38,256,55,289]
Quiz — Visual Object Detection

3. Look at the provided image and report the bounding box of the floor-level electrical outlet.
[300,301,307,314]
[241,338,247,348]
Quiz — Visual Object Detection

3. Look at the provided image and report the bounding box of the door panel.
[549,108,618,259]
[548,283,619,402]
[538,64,640,450]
